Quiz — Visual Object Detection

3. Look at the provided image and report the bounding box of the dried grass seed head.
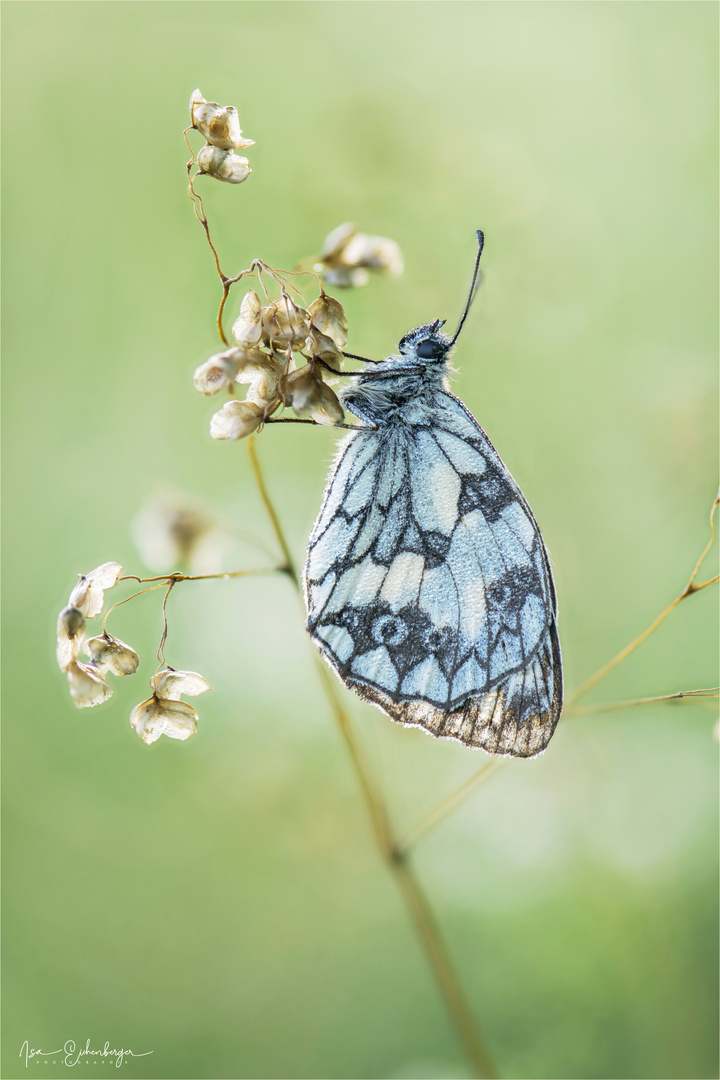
[84,633,139,677]
[57,606,85,670]
[130,697,199,744]
[197,145,251,185]
[308,293,348,349]
[280,362,344,426]
[66,660,113,708]
[132,496,214,571]
[151,669,212,700]
[68,562,123,618]
[189,89,255,151]
[305,328,344,369]
[320,222,357,263]
[262,294,310,349]
[316,223,404,287]
[130,667,211,744]
[341,233,404,275]
[232,290,264,347]
[242,359,283,409]
[210,399,264,440]
[193,347,246,395]
[322,266,370,288]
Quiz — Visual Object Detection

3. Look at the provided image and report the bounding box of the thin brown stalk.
[119,568,282,584]
[102,581,169,634]
[567,687,720,717]
[246,436,299,585]
[569,494,720,706]
[248,439,498,1080]
[399,760,501,854]
[157,580,176,665]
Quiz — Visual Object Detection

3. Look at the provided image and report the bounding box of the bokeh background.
[2,3,718,1079]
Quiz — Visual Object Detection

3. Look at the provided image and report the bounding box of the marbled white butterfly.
[304,232,562,757]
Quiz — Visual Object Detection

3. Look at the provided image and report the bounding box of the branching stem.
[119,568,282,584]
[247,438,498,1080]
[569,493,719,706]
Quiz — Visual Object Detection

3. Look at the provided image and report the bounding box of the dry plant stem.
[102,581,170,633]
[185,164,230,344]
[569,494,720,706]
[119,568,281,584]
[247,437,498,1080]
[567,687,720,717]
[186,152,321,348]
[247,437,298,584]
[157,580,175,665]
[409,676,720,851]
[400,495,720,851]
[399,760,501,854]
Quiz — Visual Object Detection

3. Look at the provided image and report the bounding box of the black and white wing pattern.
[304,391,562,757]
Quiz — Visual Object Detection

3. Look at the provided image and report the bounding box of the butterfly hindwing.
[305,390,562,757]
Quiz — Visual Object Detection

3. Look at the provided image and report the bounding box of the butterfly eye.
[415,339,441,360]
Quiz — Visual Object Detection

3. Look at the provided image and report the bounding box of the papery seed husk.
[189,88,206,123]
[240,290,262,322]
[85,633,139,677]
[131,496,213,573]
[305,328,343,367]
[67,661,113,708]
[152,669,212,700]
[130,697,199,744]
[204,106,243,150]
[68,561,122,618]
[197,145,251,184]
[320,223,357,263]
[239,349,283,376]
[245,370,281,408]
[323,266,370,288]
[262,296,310,349]
[88,562,123,587]
[232,316,264,348]
[193,350,244,395]
[210,399,263,440]
[278,363,320,411]
[308,382,345,426]
[280,362,343,422]
[308,294,348,349]
[340,234,404,275]
[56,606,85,670]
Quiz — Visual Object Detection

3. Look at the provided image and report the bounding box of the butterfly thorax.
[341,323,453,427]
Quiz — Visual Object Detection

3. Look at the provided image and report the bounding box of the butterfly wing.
[304,391,562,757]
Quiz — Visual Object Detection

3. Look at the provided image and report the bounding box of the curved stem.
[569,493,720,706]
[247,438,498,1079]
[246,436,299,585]
[399,760,501,854]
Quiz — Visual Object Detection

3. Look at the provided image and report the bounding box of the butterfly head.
[398,320,451,362]
[396,230,485,365]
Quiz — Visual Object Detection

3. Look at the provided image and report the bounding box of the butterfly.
[303,231,562,757]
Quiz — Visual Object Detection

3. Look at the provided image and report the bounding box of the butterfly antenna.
[449,229,485,347]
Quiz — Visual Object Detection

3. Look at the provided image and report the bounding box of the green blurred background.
[2,3,718,1078]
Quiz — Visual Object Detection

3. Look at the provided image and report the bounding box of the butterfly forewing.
[305,390,562,757]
